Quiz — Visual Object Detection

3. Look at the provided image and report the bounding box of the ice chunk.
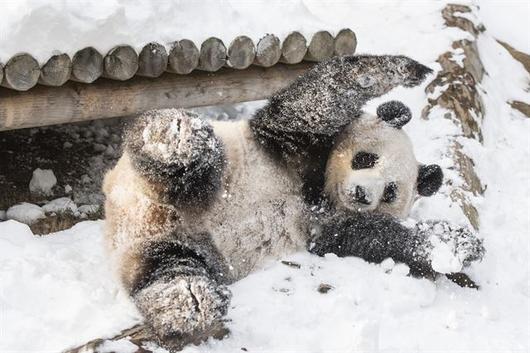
[6,203,45,225]
[29,168,57,195]
[430,239,462,274]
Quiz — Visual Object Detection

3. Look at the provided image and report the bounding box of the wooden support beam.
[1,54,40,91]
[305,31,334,62]
[227,35,256,69]
[39,53,72,86]
[103,45,139,81]
[280,31,307,64]
[0,63,3,84]
[137,42,168,78]
[167,39,200,74]
[71,47,103,83]
[198,37,227,72]
[334,28,357,56]
[254,34,281,67]
[0,62,314,131]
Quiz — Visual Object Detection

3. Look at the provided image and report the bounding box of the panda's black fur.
[104,55,484,351]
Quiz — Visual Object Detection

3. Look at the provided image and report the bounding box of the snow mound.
[6,202,45,224]
[42,197,78,214]
[29,168,57,195]
[0,220,141,352]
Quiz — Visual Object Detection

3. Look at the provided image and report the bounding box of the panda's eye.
[382,182,398,203]
[352,151,378,169]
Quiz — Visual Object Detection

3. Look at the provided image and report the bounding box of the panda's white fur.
[325,112,419,219]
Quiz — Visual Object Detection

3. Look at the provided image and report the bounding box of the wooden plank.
[137,42,168,78]
[1,54,40,91]
[280,31,307,64]
[0,62,314,131]
[103,45,139,81]
[305,31,334,62]
[254,34,281,67]
[71,47,103,83]
[39,53,72,86]
[198,37,226,72]
[334,29,357,56]
[227,35,255,69]
[167,39,200,74]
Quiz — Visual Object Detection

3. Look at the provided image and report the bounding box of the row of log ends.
[0,29,356,91]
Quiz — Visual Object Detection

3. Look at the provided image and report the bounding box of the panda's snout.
[353,185,371,205]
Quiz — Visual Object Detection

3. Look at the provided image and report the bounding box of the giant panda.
[103,55,484,351]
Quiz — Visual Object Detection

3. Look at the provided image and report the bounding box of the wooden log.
[198,37,227,72]
[167,39,200,74]
[254,34,281,67]
[280,31,307,64]
[0,62,314,131]
[1,54,40,91]
[137,42,168,78]
[227,35,256,69]
[334,28,357,56]
[304,31,334,62]
[39,53,72,86]
[103,45,139,81]
[71,47,103,83]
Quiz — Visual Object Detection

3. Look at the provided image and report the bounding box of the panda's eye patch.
[352,151,379,169]
[382,182,398,203]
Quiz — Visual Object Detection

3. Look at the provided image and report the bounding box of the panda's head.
[324,101,443,219]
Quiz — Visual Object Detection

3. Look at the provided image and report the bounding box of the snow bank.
[0,221,140,352]
[6,202,45,224]
[0,0,461,64]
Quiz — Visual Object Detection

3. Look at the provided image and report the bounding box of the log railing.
[0,29,356,130]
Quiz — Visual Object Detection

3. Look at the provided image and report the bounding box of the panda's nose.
[353,186,371,205]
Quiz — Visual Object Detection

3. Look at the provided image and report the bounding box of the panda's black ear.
[376,101,412,129]
[417,164,443,196]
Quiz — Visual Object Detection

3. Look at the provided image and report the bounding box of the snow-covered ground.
[1,1,529,352]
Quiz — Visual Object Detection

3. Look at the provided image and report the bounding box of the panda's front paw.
[416,221,485,274]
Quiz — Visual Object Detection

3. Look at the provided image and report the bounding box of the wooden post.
[305,31,334,62]
[0,63,314,131]
[280,31,307,64]
[198,37,227,72]
[227,35,256,69]
[1,54,40,91]
[0,63,3,85]
[334,29,357,56]
[103,45,139,81]
[254,34,281,67]
[137,42,168,78]
[71,47,103,83]
[39,53,72,86]
[167,39,200,75]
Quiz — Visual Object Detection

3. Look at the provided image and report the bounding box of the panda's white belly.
[189,120,308,280]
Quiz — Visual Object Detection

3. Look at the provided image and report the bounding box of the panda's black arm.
[124,109,225,206]
[308,212,485,281]
[130,239,231,351]
[249,55,433,161]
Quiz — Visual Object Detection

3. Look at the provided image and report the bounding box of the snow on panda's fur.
[103,55,485,351]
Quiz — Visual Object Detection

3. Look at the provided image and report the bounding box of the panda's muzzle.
[352,185,371,205]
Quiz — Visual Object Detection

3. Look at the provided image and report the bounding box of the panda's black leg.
[308,212,485,282]
[130,239,231,351]
[124,109,224,206]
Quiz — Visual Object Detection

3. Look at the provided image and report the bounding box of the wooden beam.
[0,62,314,131]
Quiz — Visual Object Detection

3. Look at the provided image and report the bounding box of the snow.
[0,221,141,352]
[478,0,530,52]
[6,202,45,225]
[0,1,529,352]
[29,168,57,195]
[42,197,78,214]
